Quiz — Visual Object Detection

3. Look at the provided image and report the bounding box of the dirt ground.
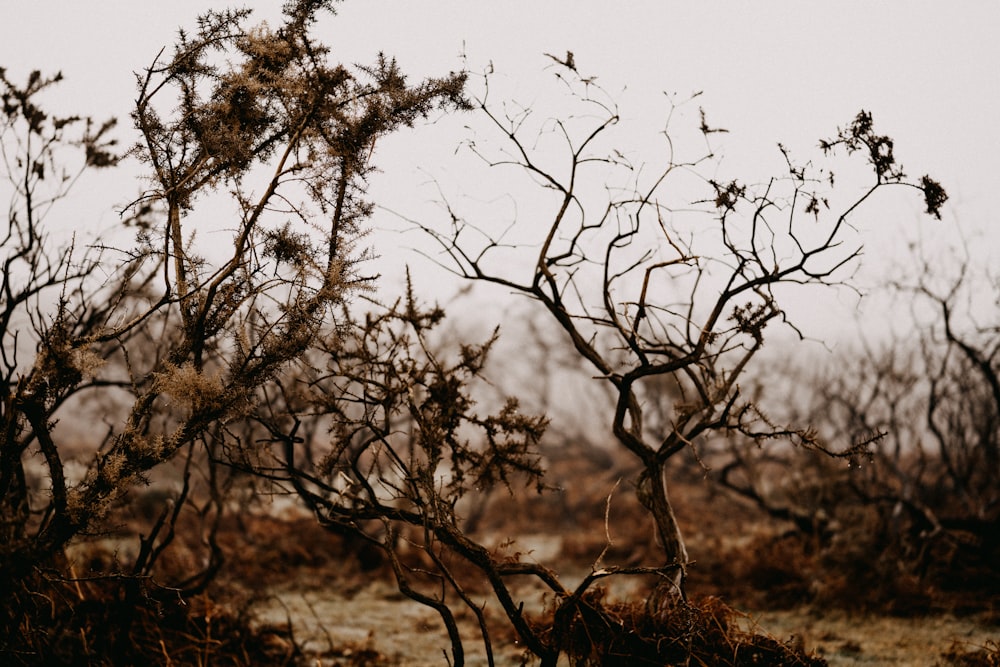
[70,465,997,665]
[241,530,996,666]
[207,465,999,666]
[740,609,998,667]
[254,575,997,666]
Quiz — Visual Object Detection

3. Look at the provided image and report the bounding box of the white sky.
[2,2,998,345]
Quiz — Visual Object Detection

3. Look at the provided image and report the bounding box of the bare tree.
[910,251,1000,515]
[715,239,1000,607]
[417,61,946,603]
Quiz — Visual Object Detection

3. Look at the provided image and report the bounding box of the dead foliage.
[212,513,383,588]
[938,640,1000,667]
[527,589,826,666]
[1,574,300,666]
[0,508,404,666]
[688,486,1000,616]
[461,451,1000,618]
[1,557,400,666]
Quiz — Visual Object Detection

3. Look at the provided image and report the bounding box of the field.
[54,457,998,666]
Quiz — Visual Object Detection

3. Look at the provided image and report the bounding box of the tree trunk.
[637,464,688,595]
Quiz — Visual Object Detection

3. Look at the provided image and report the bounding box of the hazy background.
[2,2,997,345]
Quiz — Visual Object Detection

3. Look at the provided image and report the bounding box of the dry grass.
[7,454,998,665]
[938,640,1000,667]
[528,589,825,666]
[3,575,301,666]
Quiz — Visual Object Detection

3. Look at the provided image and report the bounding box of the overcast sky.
[2,2,997,344]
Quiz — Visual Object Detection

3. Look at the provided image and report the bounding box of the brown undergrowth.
[527,589,824,666]
[939,640,1000,667]
[8,455,998,665]
[508,458,1000,618]
[3,573,300,666]
[1,501,393,666]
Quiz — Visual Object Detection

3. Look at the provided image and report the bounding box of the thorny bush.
[1,0,468,660]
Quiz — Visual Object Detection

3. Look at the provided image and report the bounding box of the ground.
[252,566,997,665]
[58,461,999,665]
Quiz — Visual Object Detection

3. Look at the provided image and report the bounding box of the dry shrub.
[693,532,817,610]
[810,508,935,615]
[529,590,826,666]
[918,526,1000,606]
[1,501,403,666]
[688,452,1000,615]
[2,574,300,666]
[938,640,1000,667]
[63,501,359,591]
[693,525,937,615]
[787,505,996,615]
[468,451,1000,617]
[213,514,379,585]
[3,558,396,666]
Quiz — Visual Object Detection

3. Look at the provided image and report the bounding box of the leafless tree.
[416,60,946,604]
[714,233,999,604]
